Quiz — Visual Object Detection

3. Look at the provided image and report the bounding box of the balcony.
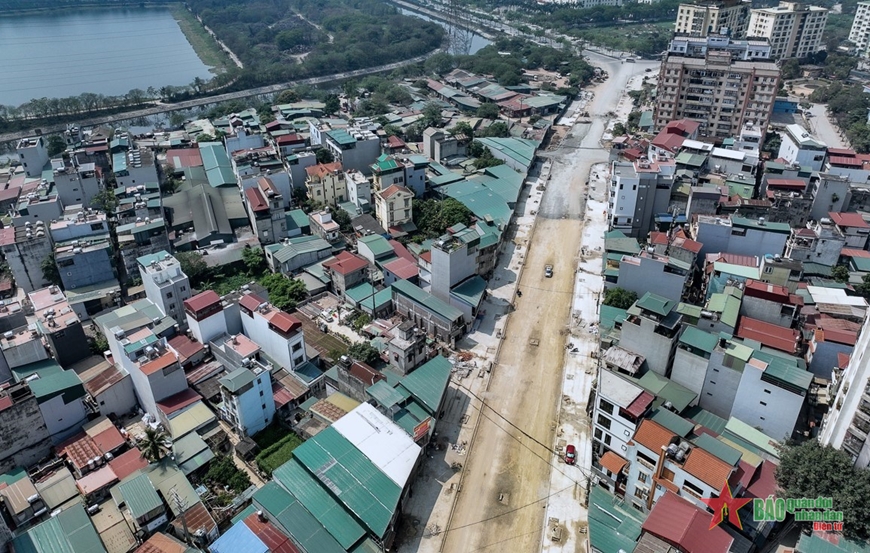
[637,456,656,471]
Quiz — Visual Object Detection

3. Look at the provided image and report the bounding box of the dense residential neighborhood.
[7,0,870,550]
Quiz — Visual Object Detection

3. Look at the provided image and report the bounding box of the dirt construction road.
[441,54,658,553]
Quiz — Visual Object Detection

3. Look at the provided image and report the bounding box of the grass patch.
[252,421,289,450]
[170,3,232,74]
[256,432,304,476]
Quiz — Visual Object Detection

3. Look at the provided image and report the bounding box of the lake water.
[397,7,491,55]
[0,7,214,107]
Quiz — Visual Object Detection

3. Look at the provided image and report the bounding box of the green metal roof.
[11,359,63,384]
[219,367,257,393]
[137,250,171,267]
[11,502,106,553]
[763,358,812,391]
[448,187,513,228]
[635,371,697,412]
[118,473,163,519]
[724,417,781,458]
[802,262,833,276]
[450,275,487,308]
[173,432,214,475]
[269,236,331,263]
[367,380,409,409]
[650,408,694,437]
[713,262,761,280]
[638,111,654,128]
[674,151,707,168]
[725,340,754,362]
[599,305,627,331]
[398,355,452,414]
[588,486,646,553]
[325,129,357,146]
[273,460,366,549]
[358,234,393,257]
[200,142,237,188]
[694,433,741,466]
[392,279,464,322]
[253,482,345,553]
[474,137,539,169]
[29,370,85,404]
[683,406,727,435]
[357,286,393,313]
[287,209,310,230]
[112,152,128,174]
[797,533,870,553]
[636,292,674,317]
[676,303,702,320]
[732,216,791,233]
[372,157,400,173]
[679,327,718,354]
[604,230,640,254]
[293,427,401,537]
[707,288,742,328]
[124,333,158,355]
[231,504,258,525]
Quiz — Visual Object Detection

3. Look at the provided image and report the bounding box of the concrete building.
[264,236,332,274]
[284,150,318,190]
[322,127,380,175]
[810,173,850,221]
[244,177,286,245]
[48,207,109,244]
[615,252,692,304]
[391,279,465,346]
[429,225,479,301]
[829,211,870,249]
[693,215,790,264]
[184,291,228,345]
[216,338,275,436]
[0,382,52,474]
[10,183,63,229]
[592,369,652,470]
[0,326,50,371]
[824,148,870,183]
[116,217,170,284]
[29,286,91,367]
[0,223,52,293]
[748,2,828,59]
[309,210,341,243]
[674,0,751,37]
[374,184,414,231]
[51,158,102,209]
[422,128,468,164]
[323,251,369,299]
[29,366,89,444]
[671,326,718,399]
[654,38,780,140]
[741,279,799,327]
[16,137,50,177]
[621,293,682,376]
[609,159,676,238]
[138,252,192,327]
[346,169,372,213]
[850,2,870,55]
[387,321,429,375]
[113,148,159,190]
[371,155,428,197]
[785,218,845,267]
[54,234,116,291]
[238,293,307,371]
[778,124,827,171]
[305,162,347,207]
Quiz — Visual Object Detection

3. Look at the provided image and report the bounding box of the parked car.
[545,264,554,278]
[565,444,576,465]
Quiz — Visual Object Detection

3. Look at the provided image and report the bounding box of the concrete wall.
[699,351,743,418]
[240,310,307,371]
[39,392,87,444]
[732,362,803,440]
[4,237,53,293]
[59,248,114,291]
[617,256,686,304]
[392,292,463,346]
[620,318,677,376]
[187,310,228,346]
[95,373,137,418]
[671,348,709,402]
[54,172,101,209]
[740,296,794,327]
[809,341,852,379]
[811,176,849,221]
[234,371,275,436]
[0,395,51,473]
[430,244,477,302]
[3,337,50,370]
[730,228,788,259]
[48,324,91,368]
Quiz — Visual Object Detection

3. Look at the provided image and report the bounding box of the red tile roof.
[642,492,733,553]
[624,391,655,418]
[140,351,179,375]
[82,364,125,397]
[156,388,202,417]
[167,148,203,169]
[829,155,864,167]
[89,425,125,455]
[736,317,800,354]
[829,212,870,229]
[379,184,412,199]
[276,134,304,146]
[827,147,855,156]
[683,446,734,488]
[305,162,343,179]
[705,252,759,267]
[0,227,15,247]
[239,293,265,312]
[108,448,148,480]
[389,240,415,262]
[136,533,189,553]
[600,451,628,475]
[58,432,103,471]
[419,251,432,263]
[323,251,368,276]
[349,361,384,387]
[184,290,221,314]
[766,178,806,190]
[266,310,302,334]
[168,334,205,361]
[383,257,418,280]
[632,419,676,453]
[243,512,301,553]
[651,119,698,153]
[245,186,269,212]
[745,459,778,500]
[387,135,406,149]
[273,384,295,409]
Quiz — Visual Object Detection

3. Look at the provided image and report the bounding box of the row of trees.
[810,82,870,153]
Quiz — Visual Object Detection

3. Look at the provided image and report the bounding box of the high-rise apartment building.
[747,2,828,59]
[849,2,870,55]
[654,37,780,140]
[674,0,751,37]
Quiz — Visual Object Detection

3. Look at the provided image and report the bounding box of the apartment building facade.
[747,2,828,59]
[674,0,751,37]
[849,2,870,55]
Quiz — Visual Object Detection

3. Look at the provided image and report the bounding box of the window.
[594,428,603,440]
[760,401,767,406]
[260,390,264,397]
[597,414,612,430]
[180,286,186,292]
[604,434,611,445]
[638,472,649,483]
[709,380,716,385]
[599,398,616,415]
[634,487,647,500]
[292,342,302,352]
[764,389,771,394]
[169,303,176,310]
[166,292,173,299]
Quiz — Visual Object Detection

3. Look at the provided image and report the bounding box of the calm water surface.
[0,7,213,107]
[397,7,491,54]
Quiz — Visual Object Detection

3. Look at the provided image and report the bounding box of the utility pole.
[170,487,190,545]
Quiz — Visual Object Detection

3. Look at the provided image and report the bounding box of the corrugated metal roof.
[253,482,345,553]
[724,417,781,458]
[636,292,674,316]
[168,401,216,439]
[694,433,742,466]
[34,467,78,510]
[679,327,718,354]
[450,275,487,308]
[209,520,267,553]
[272,460,366,549]
[118,473,162,519]
[172,432,213,474]
[650,409,693,437]
[398,355,452,414]
[11,503,106,553]
[588,486,646,553]
[294,427,401,537]
[683,406,727,435]
[392,279,463,322]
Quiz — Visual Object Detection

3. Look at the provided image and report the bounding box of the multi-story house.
[609,159,676,238]
[693,215,790,264]
[654,37,780,140]
[29,286,91,368]
[850,2,870,55]
[113,148,159,190]
[615,251,692,304]
[748,2,828,59]
[346,169,372,213]
[778,124,827,171]
[321,127,380,175]
[51,157,103,209]
[371,155,427,197]
[54,234,116,292]
[116,217,170,284]
[238,293,307,371]
[785,217,846,267]
[592,369,653,482]
[305,162,347,207]
[16,137,49,178]
[374,184,414,231]
[138,251,192,328]
[674,0,751,37]
[0,223,52,293]
[309,210,342,243]
[245,176,287,245]
[213,334,275,436]
[829,211,870,249]
[323,251,370,299]
[621,293,683,376]
[810,173,850,220]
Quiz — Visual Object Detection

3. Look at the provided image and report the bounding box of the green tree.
[832,265,851,283]
[242,247,267,276]
[450,121,474,139]
[333,208,353,233]
[41,255,61,287]
[473,146,505,169]
[324,94,341,115]
[275,89,300,104]
[781,59,801,80]
[205,455,251,492]
[777,441,870,540]
[421,102,443,129]
[413,198,474,238]
[316,148,334,164]
[259,273,308,310]
[175,251,211,286]
[347,341,380,365]
[139,427,170,462]
[90,189,118,215]
[46,135,66,157]
[602,287,637,309]
[351,313,371,332]
[476,103,500,119]
[480,121,510,138]
[612,122,627,136]
[856,273,870,298]
[91,332,110,356]
[196,133,216,143]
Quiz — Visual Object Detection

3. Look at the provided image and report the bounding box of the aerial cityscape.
[1,0,870,551]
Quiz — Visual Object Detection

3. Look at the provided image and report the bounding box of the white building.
[16,137,49,178]
[113,148,159,190]
[609,159,676,238]
[0,223,53,293]
[777,124,827,171]
[184,290,229,345]
[238,293,307,371]
[345,169,372,213]
[322,127,381,175]
[374,184,414,231]
[218,364,275,436]
[51,158,102,209]
[748,2,828,59]
[849,2,870,55]
[592,369,653,464]
[674,0,751,37]
[138,251,192,328]
[305,162,347,207]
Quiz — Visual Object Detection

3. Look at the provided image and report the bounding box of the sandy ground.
[398,52,658,553]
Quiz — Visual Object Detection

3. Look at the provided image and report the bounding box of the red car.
[564,444,576,465]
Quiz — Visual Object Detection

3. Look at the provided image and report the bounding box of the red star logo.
[701,482,752,530]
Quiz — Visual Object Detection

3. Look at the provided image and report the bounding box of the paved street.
[434,53,657,553]
[806,103,849,150]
